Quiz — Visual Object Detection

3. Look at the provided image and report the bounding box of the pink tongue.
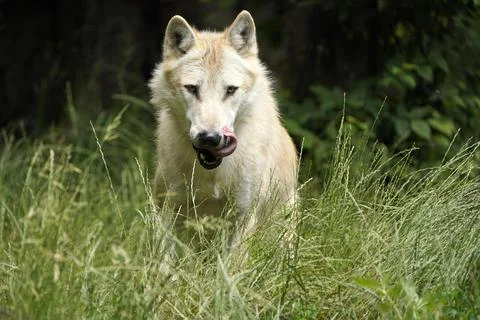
[211,127,237,157]
[222,126,237,140]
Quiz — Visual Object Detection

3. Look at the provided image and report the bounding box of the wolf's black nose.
[197,131,222,147]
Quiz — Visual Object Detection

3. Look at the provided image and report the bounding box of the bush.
[282,7,480,175]
[1,109,479,318]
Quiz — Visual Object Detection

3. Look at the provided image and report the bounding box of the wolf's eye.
[184,85,199,97]
[226,86,238,96]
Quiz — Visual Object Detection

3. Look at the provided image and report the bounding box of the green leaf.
[353,277,381,292]
[430,51,449,73]
[417,65,433,82]
[408,107,430,119]
[452,95,466,108]
[433,134,451,149]
[397,105,409,117]
[428,118,456,137]
[398,73,416,88]
[283,118,319,149]
[390,66,402,75]
[310,84,329,97]
[394,22,407,39]
[346,115,369,132]
[472,97,480,108]
[402,63,417,70]
[411,119,432,140]
[113,94,154,112]
[393,118,410,136]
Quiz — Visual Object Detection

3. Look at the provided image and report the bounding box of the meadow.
[0,104,479,319]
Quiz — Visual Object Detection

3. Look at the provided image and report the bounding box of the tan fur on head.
[227,10,258,56]
[150,10,298,256]
[163,15,196,58]
[163,11,258,60]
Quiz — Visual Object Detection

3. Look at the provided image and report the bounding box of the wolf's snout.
[192,128,238,170]
[197,131,222,148]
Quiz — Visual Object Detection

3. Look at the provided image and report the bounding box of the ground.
[0,106,479,319]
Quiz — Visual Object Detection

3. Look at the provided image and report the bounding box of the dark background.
[1,0,479,170]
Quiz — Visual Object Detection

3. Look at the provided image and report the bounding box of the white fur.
[149,11,298,246]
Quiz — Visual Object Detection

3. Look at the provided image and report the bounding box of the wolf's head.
[151,11,264,170]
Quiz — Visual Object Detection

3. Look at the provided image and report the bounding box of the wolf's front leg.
[226,204,258,268]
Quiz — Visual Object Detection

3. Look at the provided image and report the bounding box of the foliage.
[2,0,480,177]
[2,2,480,317]
[0,109,479,318]
[282,7,480,174]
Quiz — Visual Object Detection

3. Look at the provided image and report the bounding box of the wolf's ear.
[163,15,196,58]
[227,10,258,56]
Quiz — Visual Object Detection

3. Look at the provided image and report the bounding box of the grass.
[0,106,479,319]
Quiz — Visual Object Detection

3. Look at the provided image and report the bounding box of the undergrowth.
[0,107,479,319]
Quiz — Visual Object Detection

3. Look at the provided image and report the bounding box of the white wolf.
[149,10,297,247]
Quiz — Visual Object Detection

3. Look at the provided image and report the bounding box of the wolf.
[149,10,298,248]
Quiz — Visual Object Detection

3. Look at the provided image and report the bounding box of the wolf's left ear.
[163,15,196,59]
[227,11,258,56]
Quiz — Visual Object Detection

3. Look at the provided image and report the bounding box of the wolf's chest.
[190,174,229,201]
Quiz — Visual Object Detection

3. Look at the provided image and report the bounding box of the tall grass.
[0,107,479,319]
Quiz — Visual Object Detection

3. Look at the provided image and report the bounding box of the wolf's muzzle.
[192,128,237,170]
[197,131,222,148]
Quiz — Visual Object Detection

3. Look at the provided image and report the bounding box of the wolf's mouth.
[195,148,223,169]
[193,133,237,170]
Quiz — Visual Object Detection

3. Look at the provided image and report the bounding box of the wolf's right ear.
[163,15,196,58]
[227,11,258,56]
